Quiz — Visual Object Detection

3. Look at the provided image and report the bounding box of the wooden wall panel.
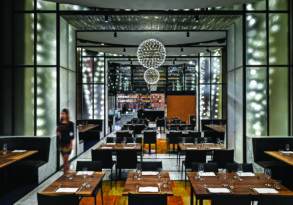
[166,95,196,123]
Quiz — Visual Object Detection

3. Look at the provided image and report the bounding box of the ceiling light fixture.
[123,48,126,52]
[181,48,184,52]
[137,39,166,69]
[144,68,160,85]
[104,15,109,23]
[114,32,117,37]
[186,31,190,37]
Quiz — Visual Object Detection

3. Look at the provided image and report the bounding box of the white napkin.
[127,143,137,145]
[12,150,26,153]
[237,172,255,177]
[253,188,279,194]
[56,187,79,193]
[199,172,216,177]
[183,143,194,145]
[186,147,197,150]
[208,188,230,193]
[123,146,135,149]
[106,143,116,145]
[207,188,230,193]
[149,123,156,128]
[138,186,159,192]
[76,171,94,176]
[141,171,159,176]
[101,147,112,149]
[281,151,293,154]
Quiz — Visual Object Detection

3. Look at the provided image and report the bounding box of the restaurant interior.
[0,0,293,205]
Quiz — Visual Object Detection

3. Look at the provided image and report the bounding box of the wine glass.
[264,169,272,187]
[194,138,198,144]
[285,144,290,151]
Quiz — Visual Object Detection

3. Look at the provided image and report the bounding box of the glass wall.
[245,0,289,137]
[3,0,77,137]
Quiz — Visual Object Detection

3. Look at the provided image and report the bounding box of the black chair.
[204,131,225,143]
[156,118,165,132]
[37,193,79,205]
[211,150,234,169]
[226,163,254,173]
[106,137,115,143]
[138,161,162,171]
[191,163,218,173]
[133,124,146,136]
[116,130,132,138]
[258,195,293,205]
[116,150,138,179]
[76,161,102,172]
[128,194,167,205]
[211,195,252,205]
[182,150,207,182]
[166,131,182,153]
[143,131,157,154]
[91,149,115,183]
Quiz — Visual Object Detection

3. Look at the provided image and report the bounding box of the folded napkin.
[186,147,197,150]
[281,151,293,154]
[141,171,159,176]
[56,187,79,193]
[127,143,137,145]
[106,143,116,145]
[76,171,94,176]
[123,146,135,149]
[12,150,27,153]
[199,172,216,177]
[237,172,255,177]
[183,143,194,145]
[101,146,112,149]
[138,186,159,192]
[207,188,230,193]
[253,188,279,194]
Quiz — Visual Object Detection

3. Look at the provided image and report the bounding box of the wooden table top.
[265,151,293,166]
[0,150,38,169]
[205,124,226,133]
[123,171,173,196]
[178,143,225,151]
[97,143,142,151]
[187,172,293,198]
[40,172,105,197]
[78,124,99,133]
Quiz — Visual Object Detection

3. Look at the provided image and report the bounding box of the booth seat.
[0,136,56,184]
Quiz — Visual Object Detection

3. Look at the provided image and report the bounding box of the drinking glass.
[3,143,8,154]
[285,144,290,151]
[217,138,221,144]
[237,164,243,173]
[204,138,208,143]
[264,169,272,187]
[194,138,198,144]
[182,137,186,144]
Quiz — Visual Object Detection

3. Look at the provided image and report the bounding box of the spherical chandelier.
[144,68,160,85]
[137,39,166,69]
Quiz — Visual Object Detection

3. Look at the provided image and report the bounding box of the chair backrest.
[76,161,102,172]
[212,195,251,205]
[156,118,165,127]
[213,150,234,168]
[133,124,146,135]
[167,131,182,144]
[37,193,79,205]
[116,136,134,143]
[204,131,225,142]
[187,131,201,138]
[91,149,113,168]
[185,150,207,168]
[258,195,293,205]
[191,163,218,172]
[106,137,115,143]
[116,131,132,138]
[138,161,162,171]
[143,131,157,144]
[226,163,254,173]
[116,150,138,169]
[128,194,167,205]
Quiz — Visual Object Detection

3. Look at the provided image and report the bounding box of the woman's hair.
[62,108,69,114]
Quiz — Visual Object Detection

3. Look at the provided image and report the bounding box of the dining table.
[39,171,105,205]
[0,150,38,169]
[187,172,293,205]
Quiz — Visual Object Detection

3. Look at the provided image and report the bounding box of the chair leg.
[100,185,104,205]
[110,168,113,187]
